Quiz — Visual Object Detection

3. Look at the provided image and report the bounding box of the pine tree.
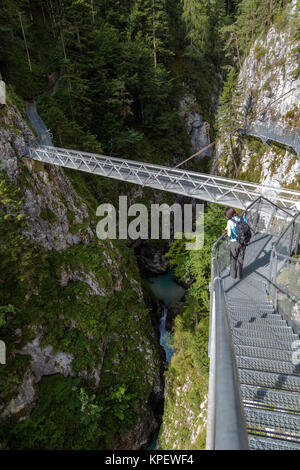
[217,67,243,176]
[129,0,173,68]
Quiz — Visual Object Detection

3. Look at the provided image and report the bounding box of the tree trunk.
[19,12,32,73]
[152,0,157,68]
[269,0,274,25]
[229,134,239,178]
[232,28,242,69]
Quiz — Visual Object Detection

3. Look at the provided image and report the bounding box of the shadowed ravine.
[147,270,185,450]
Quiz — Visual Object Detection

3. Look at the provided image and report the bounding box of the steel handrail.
[207,233,249,450]
[273,211,300,256]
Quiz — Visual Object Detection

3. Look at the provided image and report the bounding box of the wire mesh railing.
[275,253,300,334]
[243,196,294,239]
[268,213,300,332]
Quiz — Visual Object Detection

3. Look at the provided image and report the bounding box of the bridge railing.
[242,196,295,238]
[239,122,300,159]
[269,213,300,333]
[25,102,52,146]
[207,232,249,450]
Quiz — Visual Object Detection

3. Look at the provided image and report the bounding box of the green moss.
[284,106,300,127]
[6,85,25,115]
[238,137,266,183]
[40,207,58,223]
[254,45,267,60]
[284,174,300,191]
[66,209,75,224]
[268,145,286,177]
[69,218,89,235]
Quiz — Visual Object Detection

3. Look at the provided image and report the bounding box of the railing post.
[273,250,278,311]
[206,262,216,450]
[295,224,300,256]
[253,198,262,233]
[289,220,295,257]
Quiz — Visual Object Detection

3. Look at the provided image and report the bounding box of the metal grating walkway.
[222,233,300,449]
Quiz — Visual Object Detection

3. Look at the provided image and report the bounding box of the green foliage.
[217,67,243,135]
[160,203,226,449]
[0,166,161,449]
[0,304,15,328]
[221,0,292,67]
[106,385,136,422]
[0,372,142,450]
[39,207,58,223]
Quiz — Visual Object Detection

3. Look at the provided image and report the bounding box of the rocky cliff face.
[179,97,213,158]
[0,101,164,449]
[214,0,300,190]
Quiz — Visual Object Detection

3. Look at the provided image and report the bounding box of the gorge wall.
[0,99,165,450]
[214,0,300,191]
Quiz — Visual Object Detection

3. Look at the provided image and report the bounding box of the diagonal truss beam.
[27,145,300,212]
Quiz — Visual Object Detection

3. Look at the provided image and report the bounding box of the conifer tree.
[217,67,243,176]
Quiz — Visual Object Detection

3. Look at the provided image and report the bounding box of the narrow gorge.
[0,0,299,452]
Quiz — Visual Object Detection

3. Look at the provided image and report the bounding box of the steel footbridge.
[27,145,300,213]
[25,101,300,212]
[207,198,300,450]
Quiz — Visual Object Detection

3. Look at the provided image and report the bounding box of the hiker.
[225,207,251,280]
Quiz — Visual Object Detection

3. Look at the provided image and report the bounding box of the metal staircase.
[207,198,300,450]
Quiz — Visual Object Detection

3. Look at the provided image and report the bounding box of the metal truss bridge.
[27,145,300,213]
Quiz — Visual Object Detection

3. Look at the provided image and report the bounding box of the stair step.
[232,327,297,341]
[227,302,275,312]
[229,311,282,320]
[245,407,300,440]
[235,344,293,362]
[239,369,300,393]
[237,356,300,376]
[241,385,300,412]
[229,315,285,328]
[233,322,294,333]
[233,336,295,350]
[249,436,300,450]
